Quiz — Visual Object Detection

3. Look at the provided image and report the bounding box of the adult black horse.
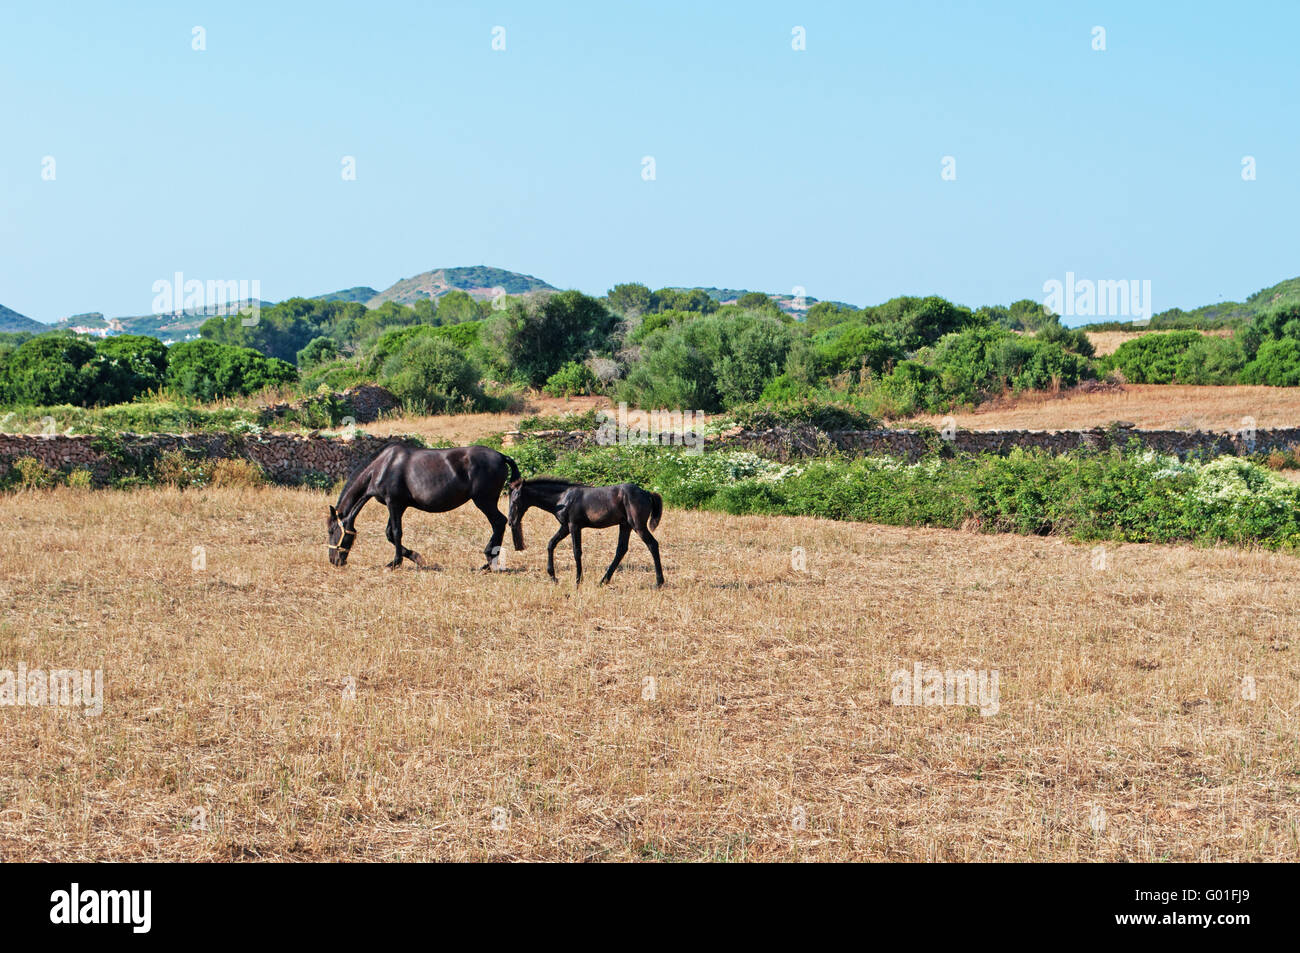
[327,443,521,569]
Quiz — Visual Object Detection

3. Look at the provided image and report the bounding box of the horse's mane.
[527,476,583,487]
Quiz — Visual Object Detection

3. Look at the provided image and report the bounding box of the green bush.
[166,340,297,400]
[511,441,1300,550]
[1241,338,1300,386]
[0,334,99,405]
[489,291,617,387]
[1105,331,1212,383]
[618,311,793,412]
[543,361,601,397]
[380,334,491,414]
[89,334,168,404]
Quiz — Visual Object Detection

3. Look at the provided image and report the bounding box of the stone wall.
[257,384,401,426]
[509,424,1300,462]
[0,432,409,487]
[3,423,1295,488]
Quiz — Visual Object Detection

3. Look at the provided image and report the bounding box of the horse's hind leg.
[385,503,422,568]
[600,525,631,585]
[636,526,664,588]
[474,496,508,570]
[571,526,584,586]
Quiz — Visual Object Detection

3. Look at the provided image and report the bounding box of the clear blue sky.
[2,1,1296,324]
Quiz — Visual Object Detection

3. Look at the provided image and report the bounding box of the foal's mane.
[525,476,585,487]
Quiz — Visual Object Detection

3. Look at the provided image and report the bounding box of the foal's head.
[326,505,355,566]
[507,479,528,551]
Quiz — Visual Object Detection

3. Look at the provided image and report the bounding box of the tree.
[90,334,168,404]
[652,288,719,314]
[0,334,98,405]
[491,291,617,387]
[297,336,339,369]
[380,335,488,413]
[435,290,486,325]
[606,283,654,317]
[736,292,774,310]
[166,340,297,400]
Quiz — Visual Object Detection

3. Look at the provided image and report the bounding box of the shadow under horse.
[328,443,521,569]
[508,477,664,587]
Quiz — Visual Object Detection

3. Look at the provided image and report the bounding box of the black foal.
[507,478,664,587]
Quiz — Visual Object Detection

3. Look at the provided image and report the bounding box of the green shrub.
[509,441,1300,550]
[380,334,491,414]
[1241,338,1300,386]
[166,340,298,400]
[7,456,54,490]
[543,361,601,397]
[1105,331,1207,383]
[618,312,793,412]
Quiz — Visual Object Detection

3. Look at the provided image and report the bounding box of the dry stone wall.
[511,425,1300,462]
[2,424,1296,488]
[0,432,406,487]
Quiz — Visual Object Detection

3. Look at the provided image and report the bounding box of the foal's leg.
[473,496,508,571]
[636,526,664,588]
[545,524,570,581]
[600,524,631,585]
[571,525,583,585]
[385,503,422,568]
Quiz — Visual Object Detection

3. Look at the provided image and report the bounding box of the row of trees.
[1104,306,1300,386]
[0,333,295,407]
[9,279,1300,416]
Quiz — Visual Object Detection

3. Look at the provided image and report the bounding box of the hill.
[681,286,856,317]
[0,303,46,333]
[50,302,271,341]
[1080,275,1300,332]
[368,266,556,306]
[313,286,379,304]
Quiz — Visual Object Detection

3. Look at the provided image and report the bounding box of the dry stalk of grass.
[0,486,1297,861]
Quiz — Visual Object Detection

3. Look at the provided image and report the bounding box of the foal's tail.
[648,492,663,530]
[502,453,521,485]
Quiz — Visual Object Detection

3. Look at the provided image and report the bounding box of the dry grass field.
[357,395,612,445]
[1,485,1298,861]
[1085,328,1232,358]
[906,384,1300,432]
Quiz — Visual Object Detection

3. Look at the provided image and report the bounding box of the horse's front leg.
[385,504,421,568]
[571,525,583,586]
[600,525,631,585]
[545,523,570,581]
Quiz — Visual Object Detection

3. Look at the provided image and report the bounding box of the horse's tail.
[502,453,521,485]
[648,492,663,530]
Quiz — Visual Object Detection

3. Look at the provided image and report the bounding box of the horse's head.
[327,505,355,566]
[507,479,527,551]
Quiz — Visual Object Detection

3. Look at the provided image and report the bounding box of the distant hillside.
[681,286,855,317]
[1080,276,1300,331]
[369,266,556,306]
[313,286,379,304]
[0,303,46,333]
[50,302,270,341]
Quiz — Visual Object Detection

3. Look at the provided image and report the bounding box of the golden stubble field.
[1,485,1298,861]
[906,384,1300,432]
